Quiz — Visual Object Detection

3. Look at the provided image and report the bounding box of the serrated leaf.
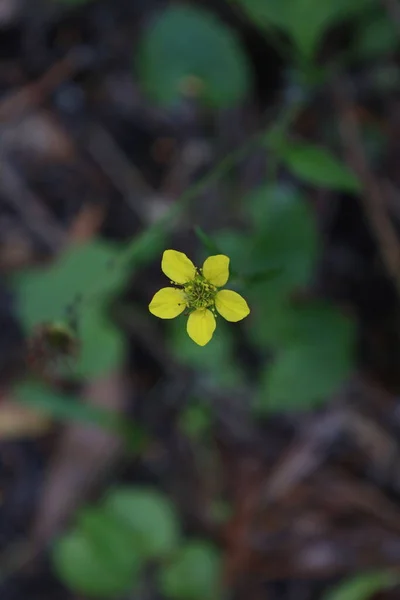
[159,541,221,600]
[257,303,355,412]
[12,240,125,331]
[276,140,360,193]
[137,6,251,108]
[52,529,135,598]
[323,571,397,600]
[103,487,180,560]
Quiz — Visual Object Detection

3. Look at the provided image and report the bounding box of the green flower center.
[184,275,217,310]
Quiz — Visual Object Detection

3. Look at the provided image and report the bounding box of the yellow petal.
[149,287,186,319]
[186,309,216,346]
[215,290,250,322]
[161,250,196,284]
[202,254,230,287]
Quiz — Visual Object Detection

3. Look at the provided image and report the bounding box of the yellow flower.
[149,249,250,346]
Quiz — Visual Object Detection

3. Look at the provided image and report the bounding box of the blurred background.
[1,0,400,599]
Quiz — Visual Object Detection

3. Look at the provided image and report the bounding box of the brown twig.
[333,75,400,297]
[0,51,77,124]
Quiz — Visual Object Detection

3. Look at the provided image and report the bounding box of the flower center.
[184,276,217,310]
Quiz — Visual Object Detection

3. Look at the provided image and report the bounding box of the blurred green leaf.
[159,541,221,600]
[245,184,319,293]
[257,303,355,411]
[231,0,373,59]
[15,381,120,429]
[169,317,244,388]
[75,309,125,378]
[52,527,136,598]
[14,381,145,451]
[323,571,397,600]
[179,402,212,440]
[12,240,125,331]
[137,6,251,108]
[194,227,222,256]
[77,508,142,575]
[276,140,360,193]
[354,14,398,59]
[104,487,180,560]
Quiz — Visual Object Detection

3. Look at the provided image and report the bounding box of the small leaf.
[77,508,142,573]
[14,381,145,451]
[103,487,180,560]
[137,6,251,108]
[179,402,212,440]
[245,184,319,293]
[75,309,125,378]
[12,240,125,331]
[257,303,355,412]
[52,528,135,598]
[194,227,222,256]
[159,541,221,600]
[354,14,398,59]
[231,0,374,59]
[323,571,397,600]
[169,318,244,389]
[15,382,120,430]
[276,140,360,193]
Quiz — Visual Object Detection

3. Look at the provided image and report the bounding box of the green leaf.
[276,140,360,193]
[12,240,126,331]
[137,6,251,108]
[77,508,142,574]
[231,0,373,59]
[159,541,221,600]
[323,571,397,600]
[52,527,136,598]
[103,487,180,560]
[354,14,398,59]
[75,309,125,378]
[179,402,212,440]
[194,227,222,256]
[14,381,146,452]
[257,303,355,412]
[15,381,121,429]
[245,184,319,293]
[169,317,244,389]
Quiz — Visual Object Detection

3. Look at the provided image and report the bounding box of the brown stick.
[333,76,400,297]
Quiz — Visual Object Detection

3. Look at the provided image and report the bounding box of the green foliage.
[257,303,355,412]
[246,184,319,290]
[137,5,251,108]
[12,240,125,329]
[275,139,361,193]
[215,182,356,413]
[354,13,399,60]
[14,381,146,450]
[11,240,128,378]
[178,402,213,441]
[169,317,244,389]
[159,541,222,600]
[74,309,125,378]
[52,486,222,600]
[231,0,373,60]
[53,513,141,598]
[323,571,397,600]
[103,487,180,560]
